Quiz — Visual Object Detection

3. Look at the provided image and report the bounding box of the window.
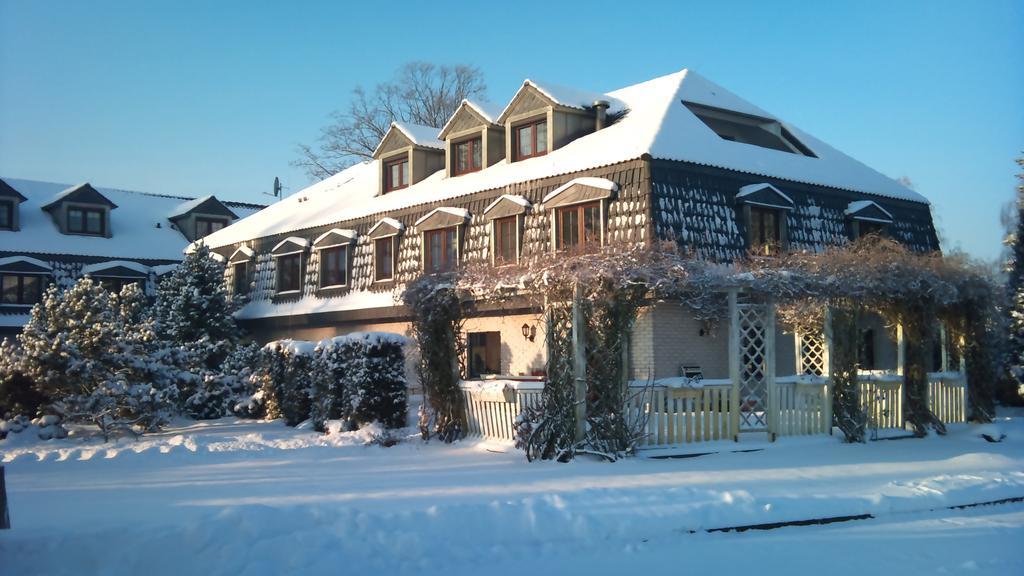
[276,253,301,293]
[319,245,349,288]
[494,216,518,265]
[0,202,11,230]
[454,137,483,175]
[1,274,43,305]
[196,217,227,239]
[684,102,816,157]
[467,332,501,378]
[424,227,457,273]
[513,119,548,161]
[374,237,395,281]
[67,207,105,235]
[857,221,887,238]
[233,262,249,295]
[96,277,140,293]
[749,207,782,256]
[385,158,409,192]
[555,202,601,253]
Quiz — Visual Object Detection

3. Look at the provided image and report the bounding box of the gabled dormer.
[168,195,240,242]
[40,183,117,237]
[438,100,505,177]
[0,178,28,231]
[372,122,445,195]
[496,80,623,162]
[845,200,893,239]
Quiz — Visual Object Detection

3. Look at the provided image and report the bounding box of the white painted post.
[896,323,905,376]
[728,289,740,441]
[572,282,587,443]
[765,298,777,441]
[959,334,969,419]
[823,307,834,435]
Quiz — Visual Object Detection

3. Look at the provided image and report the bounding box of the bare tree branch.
[292,62,487,182]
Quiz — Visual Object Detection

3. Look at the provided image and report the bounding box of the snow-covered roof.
[0,178,263,261]
[438,99,504,138]
[392,122,445,149]
[167,195,237,220]
[736,183,795,208]
[229,246,255,260]
[0,255,53,271]
[312,228,358,246]
[238,289,397,320]
[497,79,626,123]
[81,260,151,276]
[414,207,470,227]
[845,200,894,220]
[272,236,309,253]
[368,217,405,236]
[543,177,619,203]
[483,194,532,214]
[464,99,503,124]
[199,68,928,250]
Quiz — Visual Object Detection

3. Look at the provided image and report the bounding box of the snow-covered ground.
[2,412,1023,575]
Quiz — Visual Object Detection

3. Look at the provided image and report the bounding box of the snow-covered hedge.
[259,333,407,431]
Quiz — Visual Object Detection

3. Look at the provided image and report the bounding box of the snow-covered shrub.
[154,243,241,410]
[0,340,48,420]
[309,333,408,432]
[256,340,316,426]
[347,333,407,429]
[8,278,180,439]
[183,341,264,420]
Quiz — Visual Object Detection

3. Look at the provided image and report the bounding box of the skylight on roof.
[683,102,817,158]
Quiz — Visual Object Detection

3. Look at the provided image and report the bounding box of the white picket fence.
[770,375,832,437]
[858,372,905,431]
[625,380,737,446]
[928,372,967,424]
[459,378,544,441]
[458,370,968,445]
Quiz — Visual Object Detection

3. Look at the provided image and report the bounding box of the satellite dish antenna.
[265,177,283,201]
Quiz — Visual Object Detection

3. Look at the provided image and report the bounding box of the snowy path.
[1,414,1023,575]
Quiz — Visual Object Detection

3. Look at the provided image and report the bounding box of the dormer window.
[749,207,781,256]
[0,201,12,231]
[453,137,483,175]
[542,178,616,254]
[227,246,254,296]
[385,157,410,192]
[373,123,445,195]
[493,217,518,264]
[271,237,308,295]
[375,237,394,281]
[81,260,149,293]
[368,218,404,283]
[556,202,601,253]
[736,183,794,257]
[483,195,530,266]
[424,227,457,273]
[196,217,227,239]
[277,254,301,292]
[514,119,548,161]
[67,207,105,236]
[1,274,43,305]
[0,256,51,306]
[415,208,468,275]
[845,200,894,240]
[0,179,28,231]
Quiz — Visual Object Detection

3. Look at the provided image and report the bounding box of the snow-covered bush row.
[257,333,407,431]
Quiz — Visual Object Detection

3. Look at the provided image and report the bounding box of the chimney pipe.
[593,99,610,131]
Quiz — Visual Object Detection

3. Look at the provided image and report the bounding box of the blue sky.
[1,0,1020,261]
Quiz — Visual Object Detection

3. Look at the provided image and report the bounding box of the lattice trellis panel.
[797,331,826,376]
[738,303,768,430]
